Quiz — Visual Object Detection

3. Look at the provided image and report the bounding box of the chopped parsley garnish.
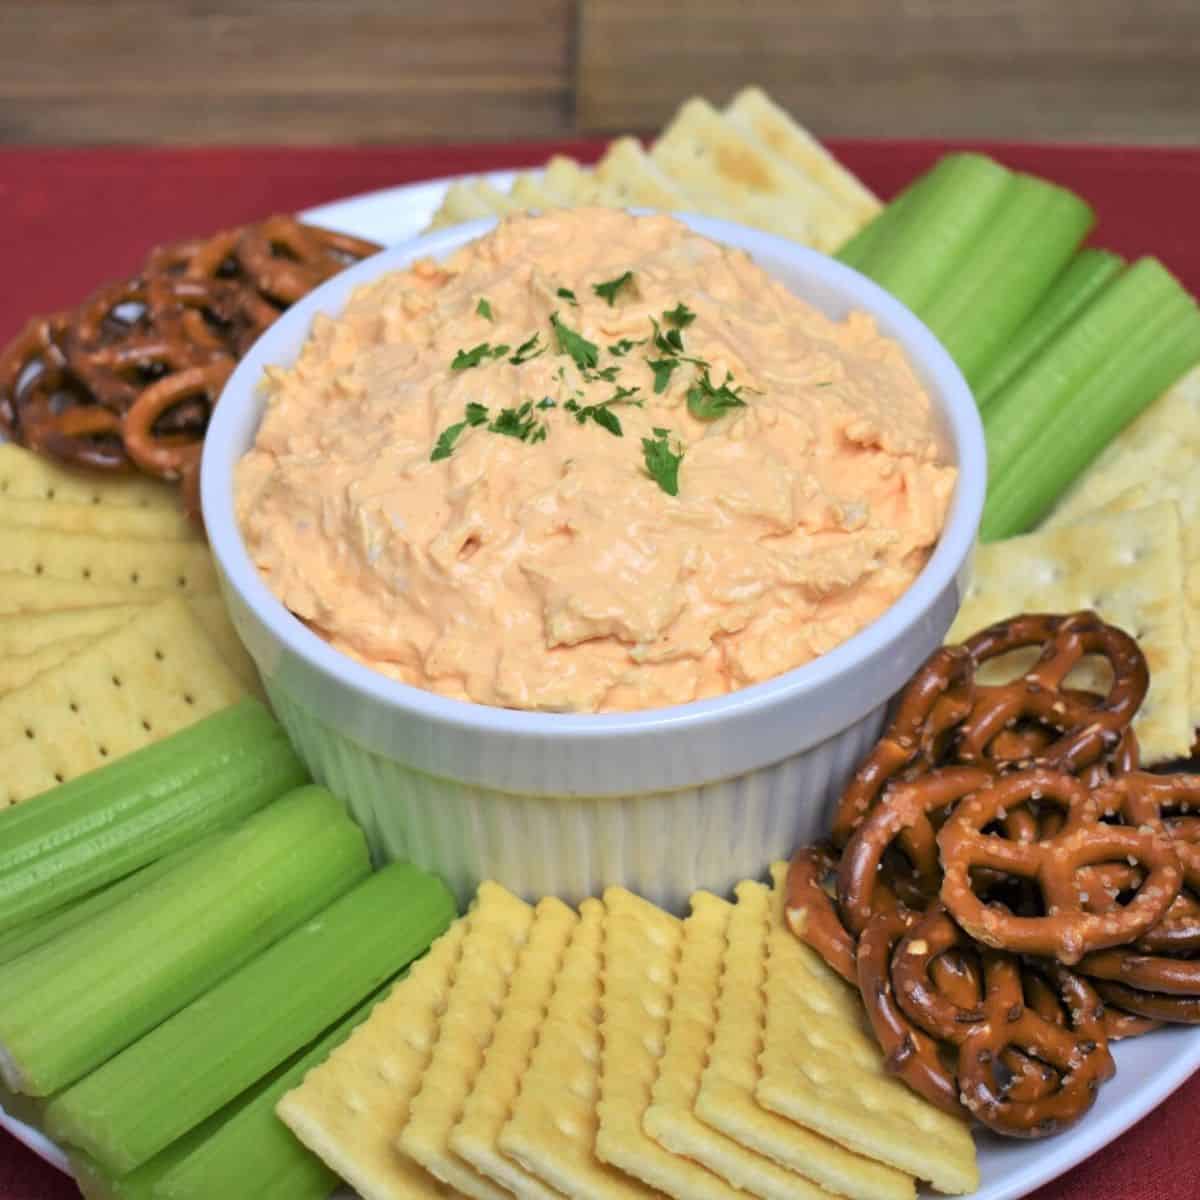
[564,399,623,438]
[476,298,494,321]
[550,312,599,370]
[642,428,683,496]
[465,402,490,426]
[536,396,557,409]
[651,318,685,356]
[509,332,546,365]
[556,287,578,306]
[592,270,634,306]
[687,371,746,421]
[430,421,469,462]
[663,301,696,328]
[584,364,621,382]
[489,400,546,443]
[451,342,509,370]
[609,337,646,357]
[648,357,681,394]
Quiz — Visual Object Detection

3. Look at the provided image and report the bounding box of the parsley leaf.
[550,312,599,371]
[651,318,685,356]
[476,298,494,321]
[489,400,544,442]
[584,364,621,382]
[431,421,468,462]
[509,333,546,365]
[465,402,490,426]
[556,287,578,306]
[686,371,746,421]
[592,270,634,306]
[589,406,623,437]
[648,357,681,394]
[609,337,646,357]
[607,384,642,407]
[451,342,509,371]
[663,302,696,328]
[642,429,683,496]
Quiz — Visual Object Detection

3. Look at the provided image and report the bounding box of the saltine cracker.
[0,444,177,510]
[0,637,95,696]
[0,495,198,541]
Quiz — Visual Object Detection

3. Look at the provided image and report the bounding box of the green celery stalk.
[833,172,929,269]
[0,697,308,934]
[973,248,1124,405]
[0,842,212,967]
[71,988,389,1200]
[0,786,369,1097]
[844,153,1013,312]
[981,257,1190,481]
[981,288,1200,539]
[920,174,1094,384]
[47,862,455,1174]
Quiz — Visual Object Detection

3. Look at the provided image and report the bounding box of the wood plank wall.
[1,0,1197,144]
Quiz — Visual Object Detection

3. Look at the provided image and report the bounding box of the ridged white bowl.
[202,214,985,911]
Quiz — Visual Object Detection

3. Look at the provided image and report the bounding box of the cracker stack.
[424,87,880,255]
[277,874,980,1199]
[0,444,261,807]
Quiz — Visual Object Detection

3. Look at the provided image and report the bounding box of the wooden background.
[2,0,1198,144]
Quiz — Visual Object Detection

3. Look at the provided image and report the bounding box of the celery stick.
[0,697,308,934]
[0,786,369,1097]
[0,1075,44,1132]
[833,172,929,269]
[981,292,1200,539]
[920,174,1094,385]
[0,842,211,967]
[844,153,1012,312]
[48,862,455,1174]
[981,257,1189,481]
[973,248,1124,404]
[72,988,388,1200]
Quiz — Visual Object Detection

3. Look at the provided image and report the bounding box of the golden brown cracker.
[0,527,217,593]
[597,887,740,1200]
[500,897,660,1200]
[949,501,1191,762]
[0,637,94,696]
[757,865,978,1195]
[695,884,913,1200]
[644,891,838,1200]
[399,882,534,1200]
[0,444,178,510]
[450,896,575,1200]
[277,920,467,1199]
[0,596,245,807]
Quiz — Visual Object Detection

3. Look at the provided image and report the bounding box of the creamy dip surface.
[235,208,957,713]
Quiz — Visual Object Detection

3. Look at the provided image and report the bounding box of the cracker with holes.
[277,919,467,1199]
[399,882,536,1200]
[0,444,178,510]
[645,890,862,1200]
[695,884,913,1200]
[0,637,97,696]
[597,887,741,1200]
[0,495,199,541]
[0,527,217,593]
[0,605,141,657]
[949,501,1191,762]
[500,897,658,1200]
[0,596,245,808]
[757,865,979,1195]
[450,896,576,1200]
[0,574,165,615]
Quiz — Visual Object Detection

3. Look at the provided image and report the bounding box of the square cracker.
[0,527,218,593]
[723,87,881,230]
[947,501,1191,762]
[0,596,246,807]
[499,897,659,1200]
[450,896,576,1200]
[757,865,978,1195]
[0,573,167,615]
[596,888,740,1200]
[0,636,97,696]
[0,495,198,542]
[645,891,848,1200]
[0,604,141,657]
[1045,363,1200,528]
[695,887,913,1200]
[277,919,466,1199]
[650,98,851,252]
[399,882,534,1200]
[0,444,177,510]
[594,138,694,211]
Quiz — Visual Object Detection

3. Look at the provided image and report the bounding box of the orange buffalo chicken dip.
[235,208,956,712]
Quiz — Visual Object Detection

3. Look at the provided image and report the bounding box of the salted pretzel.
[958,612,1148,774]
[1077,945,1200,998]
[957,954,1114,1137]
[785,844,858,984]
[234,216,381,304]
[890,904,984,1043]
[1091,979,1200,1025]
[938,768,1183,963]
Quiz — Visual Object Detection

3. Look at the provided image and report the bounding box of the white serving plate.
[4,170,1198,1200]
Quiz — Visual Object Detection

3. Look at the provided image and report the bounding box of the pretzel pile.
[0,216,380,516]
[787,611,1200,1138]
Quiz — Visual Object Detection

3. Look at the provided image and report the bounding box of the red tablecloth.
[2,139,1199,1199]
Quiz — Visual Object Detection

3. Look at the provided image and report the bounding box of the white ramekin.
[202,214,985,911]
